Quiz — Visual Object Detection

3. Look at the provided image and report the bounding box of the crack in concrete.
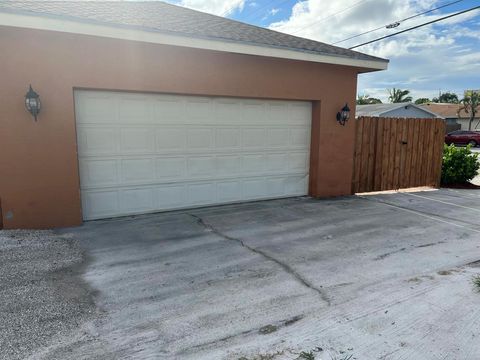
[188,213,331,305]
[178,314,304,354]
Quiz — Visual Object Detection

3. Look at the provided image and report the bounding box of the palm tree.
[459,91,480,131]
[387,88,412,103]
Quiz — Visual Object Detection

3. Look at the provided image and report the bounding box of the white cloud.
[179,0,245,16]
[268,0,480,102]
[269,8,280,16]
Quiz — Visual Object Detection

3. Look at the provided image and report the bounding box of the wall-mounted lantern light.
[336,103,350,126]
[25,85,41,121]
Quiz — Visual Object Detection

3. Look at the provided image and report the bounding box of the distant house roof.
[356,103,443,118]
[419,103,471,119]
[0,1,388,70]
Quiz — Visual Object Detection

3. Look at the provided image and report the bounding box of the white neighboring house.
[356,103,444,119]
[419,103,480,131]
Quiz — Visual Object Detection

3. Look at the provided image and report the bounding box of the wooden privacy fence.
[352,117,446,193]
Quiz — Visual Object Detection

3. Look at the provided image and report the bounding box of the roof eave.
[0,11,389,71]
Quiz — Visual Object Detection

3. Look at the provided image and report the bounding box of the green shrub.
[441,144,479,184]
[473,275,480,292]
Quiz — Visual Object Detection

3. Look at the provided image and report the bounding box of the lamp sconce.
[25,85,41,121]
[336,103,350,126]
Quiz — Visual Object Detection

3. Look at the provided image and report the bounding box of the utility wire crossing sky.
[170,0,480,102]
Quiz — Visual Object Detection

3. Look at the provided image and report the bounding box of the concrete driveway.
[7,189,480,359]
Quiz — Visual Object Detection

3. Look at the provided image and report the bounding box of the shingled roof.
[0,0,388,68]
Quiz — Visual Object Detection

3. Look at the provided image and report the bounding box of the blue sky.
[167,0,480,102]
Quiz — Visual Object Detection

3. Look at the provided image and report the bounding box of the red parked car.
[445,130,480,147]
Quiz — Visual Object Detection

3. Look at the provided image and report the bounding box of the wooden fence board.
[381,120,391,191]
[403,117,415,188]
[425,121,435,185]
[387,119,397,190]
[366,118,377,191]
[416,120,426,186]
[353,116,445,193]
[352,118,363,193]
[409,118,420,187]
[373,120,384,191]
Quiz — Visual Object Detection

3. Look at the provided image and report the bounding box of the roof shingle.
[0,0,388,65]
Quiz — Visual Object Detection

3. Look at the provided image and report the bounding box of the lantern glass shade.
[341,104,350,120]
[336,103,351,126]
[25,85,41,120]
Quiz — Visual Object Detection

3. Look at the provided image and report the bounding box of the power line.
[220,0,246,17]
[289,0,371,35]
[349,5,480,49]
[242,0,292,21]
[333,0,466,45]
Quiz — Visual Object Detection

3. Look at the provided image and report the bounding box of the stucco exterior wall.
[458,118,480,130]
[0,26,361,229]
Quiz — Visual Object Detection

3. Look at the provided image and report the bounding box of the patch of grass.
[237,350,284,360]
[298,351,315,360]
[473,275,480,291]
[437,270,453,276]
[258,324,278,335]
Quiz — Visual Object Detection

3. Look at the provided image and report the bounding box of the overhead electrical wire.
[349,5,480,49]
[289,0,372,35]
[220,0,246,17]
[241,0,292,21]
[333,0,466,45]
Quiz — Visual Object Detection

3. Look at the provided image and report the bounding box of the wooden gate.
[352,117,446,193]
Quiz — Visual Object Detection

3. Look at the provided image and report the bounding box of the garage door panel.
[243,178,267,199]
[290,128,310,148]
[78,127,118,155]
[290,103,312,122]
[82,190,119,219]
[266,178,286,196]
[288,152,310,171]
[75,91,311,220]
[266,153,288,173]
[217,181,242,202]
[185,97,212,121]
[118,97,153,123]
[156,128,186,152]
[153,97,185,122]
[121,158,156,184]
[120,188,155,213]
[187,156,216,178]
[214,101,242,123]
[187,183,216,205]
[242,154,265,173]
[242,128,266,148]
[75,93,117,124]
[187,128,214,149]
[242,102,267,124]
[79,159,118,187]
[120,128,155,153]
[156,157,186,179]
[267,102,291,124]
[215,128,241,149]
[285,175,309,195]
[156,185,186,209]
[216,156,241,176]
[267,128,289,147]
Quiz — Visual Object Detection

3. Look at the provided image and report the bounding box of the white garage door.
[75,91,311,220]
